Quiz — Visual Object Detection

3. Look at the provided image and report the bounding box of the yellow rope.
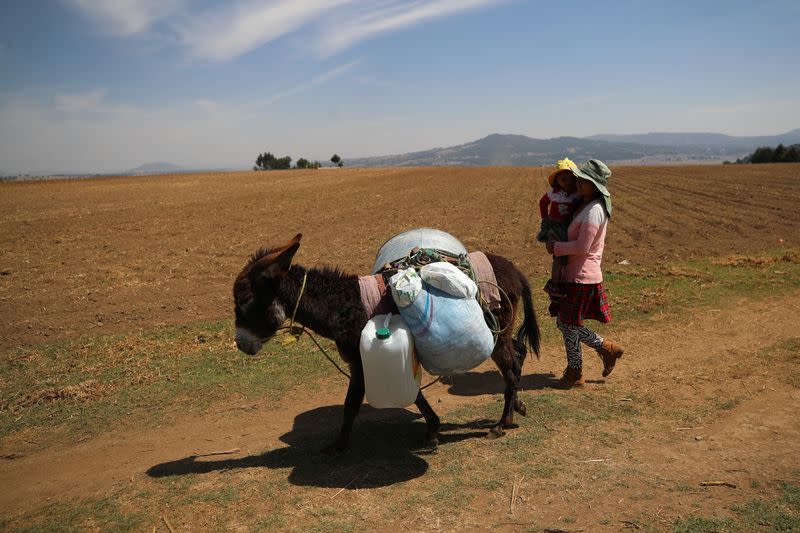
[272,269,443,390]
[287,272,308,336]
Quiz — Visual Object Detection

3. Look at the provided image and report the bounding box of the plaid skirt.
[557,282,612,327]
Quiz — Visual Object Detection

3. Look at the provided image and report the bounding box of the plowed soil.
[1,165,798,350]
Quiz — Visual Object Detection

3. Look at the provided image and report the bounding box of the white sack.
[419,261,477,299]
[389,267,422,308]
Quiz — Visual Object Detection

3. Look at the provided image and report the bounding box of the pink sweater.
[553,199,608,284]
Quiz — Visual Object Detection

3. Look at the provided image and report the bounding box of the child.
[536,158,580,298]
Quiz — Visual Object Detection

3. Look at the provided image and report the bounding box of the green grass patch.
[256,514,288,531]
[530,247,800,344]
[448,390,638,429]
[307,518,357,533]
[671,482,800,532]
[176,485,238,506]
[759,337,800,388]
[524,460,560,479]
[7,496,145,533]
[604,248,800,323]
[0,321,337,444]
[673,515,737,533]
[445,389,639,457]
[715,396,743,411]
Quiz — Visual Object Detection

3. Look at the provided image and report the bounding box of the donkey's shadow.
[146,405,490,489]
[441,371,557,396]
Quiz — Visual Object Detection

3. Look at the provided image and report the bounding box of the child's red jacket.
[539,186,579,222]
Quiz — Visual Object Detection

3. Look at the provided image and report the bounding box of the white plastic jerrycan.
[359,313,421,408]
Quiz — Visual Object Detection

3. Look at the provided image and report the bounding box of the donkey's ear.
[273,238,300,272]
[252,236,301,282]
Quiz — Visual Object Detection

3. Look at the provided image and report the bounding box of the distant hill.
[347,130,800,167]
[587,129,800,151]
[123,162,187,175]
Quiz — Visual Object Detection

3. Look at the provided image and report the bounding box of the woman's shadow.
[146,404,491,489]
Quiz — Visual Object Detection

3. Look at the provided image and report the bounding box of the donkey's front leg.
[414,390,440,448]
[323,361,365,454]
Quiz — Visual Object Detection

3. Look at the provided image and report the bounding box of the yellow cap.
[547,157,578,186]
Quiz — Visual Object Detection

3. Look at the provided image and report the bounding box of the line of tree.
[726,143,800,164]
[254,152,344,170]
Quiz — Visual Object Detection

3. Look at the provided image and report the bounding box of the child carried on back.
[536,158,580,298]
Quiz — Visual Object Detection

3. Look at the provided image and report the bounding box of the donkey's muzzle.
[235,328,263,356]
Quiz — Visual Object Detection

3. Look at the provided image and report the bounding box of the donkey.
[233,233,540,453]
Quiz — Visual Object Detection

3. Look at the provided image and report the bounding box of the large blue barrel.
[371,228,468,274]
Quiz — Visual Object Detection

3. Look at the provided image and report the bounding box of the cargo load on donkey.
[358,228,503,407]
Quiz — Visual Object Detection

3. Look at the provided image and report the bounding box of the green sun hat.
[573,159,613,217]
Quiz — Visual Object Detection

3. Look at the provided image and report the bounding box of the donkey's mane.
[246,248,356,281]
[287,264,358,283]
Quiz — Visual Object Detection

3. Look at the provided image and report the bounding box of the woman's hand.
[546,238,555,255]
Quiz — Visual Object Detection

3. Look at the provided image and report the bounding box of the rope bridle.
[270,271,443,390]
[274,272,351,380]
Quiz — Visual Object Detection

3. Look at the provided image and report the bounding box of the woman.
[545,159,625,388]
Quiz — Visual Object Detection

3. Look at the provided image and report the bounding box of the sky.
[1,0,799,174]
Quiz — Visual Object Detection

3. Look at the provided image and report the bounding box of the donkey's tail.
[515,273,541,358]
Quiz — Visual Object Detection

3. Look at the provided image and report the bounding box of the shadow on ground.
[146,404,491,488]
[441,371,558,396]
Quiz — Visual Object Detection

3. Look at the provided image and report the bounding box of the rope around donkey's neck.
[276,271,440,389]
[277,271,352,380]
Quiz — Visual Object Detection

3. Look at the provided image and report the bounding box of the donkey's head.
[233,233,302,355]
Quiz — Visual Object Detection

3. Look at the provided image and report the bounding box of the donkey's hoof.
[486,426,505,439]
[425,433,440,448]
[422,435,439,452]
[514,399,527,417]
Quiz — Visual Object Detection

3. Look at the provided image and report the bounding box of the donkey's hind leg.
[488,337,524,438]
[415,390,441,448]
[512,339,528,417]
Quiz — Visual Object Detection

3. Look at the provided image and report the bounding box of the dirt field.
[1,164,800,531]
[1,165,798,351]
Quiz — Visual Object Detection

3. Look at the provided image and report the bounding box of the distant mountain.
[347,130,800,167]
[587,129,800,151]
[123,162,187,175]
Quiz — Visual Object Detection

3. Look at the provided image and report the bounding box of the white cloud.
[66,0,506,62]
[176,0,355,62]
[54,88,109,113]
[0,93,252,174]
[0,65,355,173]
[259,60,361,106]
[648,99,800,136]
[194,99,221,114]
[66,0,184,35]
[313,0,504,57]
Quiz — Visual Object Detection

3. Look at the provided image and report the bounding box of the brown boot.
[557,366,584,388]
[596,340,625,377]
